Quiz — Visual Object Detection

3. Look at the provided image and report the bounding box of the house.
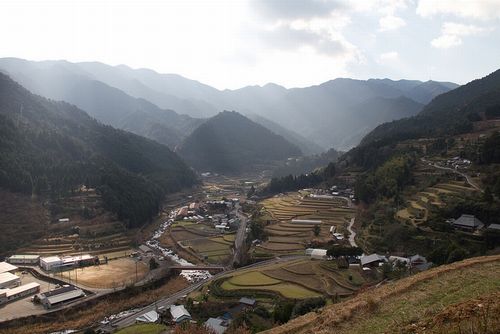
[205,317,229,334]
[450,214,484,231]
[170,305,191,323]
[410,254,431,270]
[333,233,344,240]
[360,254,387,267]
[136,310,159,323]
[310,249,328,260]
[0,262,18,274]
[239,297,256,307]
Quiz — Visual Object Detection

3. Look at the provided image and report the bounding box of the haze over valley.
[0,1,499,334]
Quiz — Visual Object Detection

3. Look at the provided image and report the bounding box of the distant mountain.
[0,72,197,228]
[0,58,203,149]
[362,69,500,145]
[0,58,458,150]
[247,114,325,155]
[178,111,301,173]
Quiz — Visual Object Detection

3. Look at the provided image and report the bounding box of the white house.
[0,272,21,289]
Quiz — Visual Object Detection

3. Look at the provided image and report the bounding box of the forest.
[0,73,197,228]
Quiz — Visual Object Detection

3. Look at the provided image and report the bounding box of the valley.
[1,37,500,334]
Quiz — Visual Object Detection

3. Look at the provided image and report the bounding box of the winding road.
[347,218,357,248]
[421,158,482,192]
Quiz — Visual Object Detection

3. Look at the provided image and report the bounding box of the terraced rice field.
[171,221,235,264]
[259,194,355,256]
[217,259,376,300]
[396,181,478,227]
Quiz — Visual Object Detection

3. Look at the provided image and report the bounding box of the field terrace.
[168,220,235,264]
[257,193,355,257]
[396,160,479,228]
[211,258,379,301]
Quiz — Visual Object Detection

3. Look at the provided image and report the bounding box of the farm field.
[396,180,478,227]
[213,259,378,301]
[168,221,235,264]
[266,255,500,334]
[60,257,148,289]
[257,193,355,257]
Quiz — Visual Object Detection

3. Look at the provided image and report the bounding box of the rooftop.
[239,297,256,306]
[361,254,386,266]
[0,272,20,285]
[452,214,484,228]
[0,262,18,274]
[170,305,191,321]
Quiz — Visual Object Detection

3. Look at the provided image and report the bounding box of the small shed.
[239,297,256,307]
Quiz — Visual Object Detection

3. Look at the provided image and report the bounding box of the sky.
[0,0,499,90]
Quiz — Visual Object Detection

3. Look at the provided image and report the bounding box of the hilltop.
[0,58,458,150]
[267,255,500,334]
[177,111,301,173]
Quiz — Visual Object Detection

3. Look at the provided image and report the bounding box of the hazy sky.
[1,0,499,89]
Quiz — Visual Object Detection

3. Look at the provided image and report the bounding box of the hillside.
[266,255,500,334]
[362,69,500,146]
[0,58,458,150]
[177,111,301,173]
[0,58,203,149]
[247,114,326,155]
[0,72,197,229]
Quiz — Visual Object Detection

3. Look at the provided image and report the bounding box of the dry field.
[258,193,355,256]
[167,221,235,264]
[265,255,500,334]
[396,180,477,227]
[60,258,148,289]
[216,259,376,300]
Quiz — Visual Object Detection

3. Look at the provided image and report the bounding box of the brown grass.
[264,255,500,334]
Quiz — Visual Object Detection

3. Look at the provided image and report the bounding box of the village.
[0,174,498,334]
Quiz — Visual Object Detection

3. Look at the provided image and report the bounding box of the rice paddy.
[216,259,377,300]
[257,193,355,256]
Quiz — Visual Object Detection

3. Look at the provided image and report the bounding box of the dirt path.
[347,218,357,248]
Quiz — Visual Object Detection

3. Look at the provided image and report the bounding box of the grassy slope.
[265,255,500,334]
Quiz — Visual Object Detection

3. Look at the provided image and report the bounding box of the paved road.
[99,256,304,332]
[421,158,482,192]
[232,202,248,266]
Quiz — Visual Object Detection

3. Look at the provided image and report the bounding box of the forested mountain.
[0,72,197,228]
[247,114,325,155]
[177,111,301,173]
[0,58,203,149]
[0,58,458,151]
[361,69,500,146]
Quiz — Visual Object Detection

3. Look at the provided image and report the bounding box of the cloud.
[259,24,354,58]
[379,15,406,31]
[252,0,344,20]
[417,0,500,20]
[379,51,399,62]
[351,0,409,31]
[431,22,489,49]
